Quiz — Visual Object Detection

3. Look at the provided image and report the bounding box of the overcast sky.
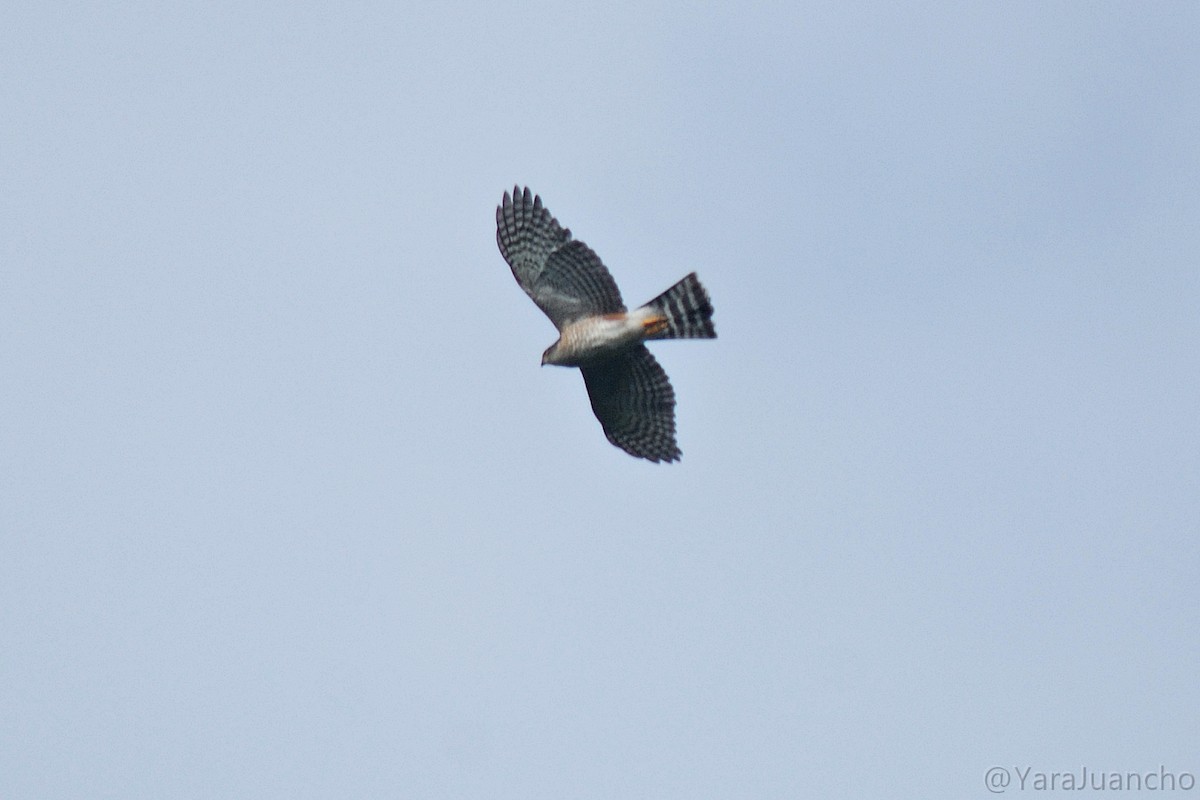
[2,2,1198,798]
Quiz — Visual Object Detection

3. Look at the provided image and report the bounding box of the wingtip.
[500,186,545,214]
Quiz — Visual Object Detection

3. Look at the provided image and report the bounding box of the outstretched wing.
[581,345,680,463]
[496,187,625,329]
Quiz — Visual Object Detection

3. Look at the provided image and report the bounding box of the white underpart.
[548,306,659,366]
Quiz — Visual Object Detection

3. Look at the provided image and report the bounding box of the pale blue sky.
[2,2,1198,798]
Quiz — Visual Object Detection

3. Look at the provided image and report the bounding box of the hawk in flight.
[496,187,716,462]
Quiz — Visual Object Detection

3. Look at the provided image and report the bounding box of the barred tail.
[643,272,716,340]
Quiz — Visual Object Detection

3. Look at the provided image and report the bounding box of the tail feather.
[643,272,716,340]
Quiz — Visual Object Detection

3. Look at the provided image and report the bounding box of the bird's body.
[544,312,652,367]
[495,187,715,462]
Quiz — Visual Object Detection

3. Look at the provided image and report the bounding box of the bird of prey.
[495,186,716,462]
